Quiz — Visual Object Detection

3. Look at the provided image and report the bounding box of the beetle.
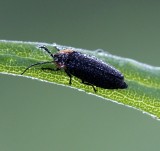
[21,46,128,92]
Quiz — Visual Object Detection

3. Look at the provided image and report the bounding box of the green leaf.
[0,40,160,119]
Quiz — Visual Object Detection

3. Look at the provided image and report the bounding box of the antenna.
[21,46,57,75]
[21,61,53,75]
[39,45,55,58]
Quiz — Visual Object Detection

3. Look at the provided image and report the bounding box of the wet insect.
[21,46,128,92]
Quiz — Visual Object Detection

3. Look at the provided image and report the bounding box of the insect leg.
[21,61,53,75]
[82,80,97,92]
[65,69,72,85]
[41,67,60,72]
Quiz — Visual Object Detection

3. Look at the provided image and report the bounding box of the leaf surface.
[0,40,160,119]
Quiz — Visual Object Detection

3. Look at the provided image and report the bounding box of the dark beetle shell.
[21,46,128,92]
[54,50,128,89]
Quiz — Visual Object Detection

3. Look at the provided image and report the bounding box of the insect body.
[21,46,128,92]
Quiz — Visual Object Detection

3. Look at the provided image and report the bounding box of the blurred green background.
[0,0,160,151]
